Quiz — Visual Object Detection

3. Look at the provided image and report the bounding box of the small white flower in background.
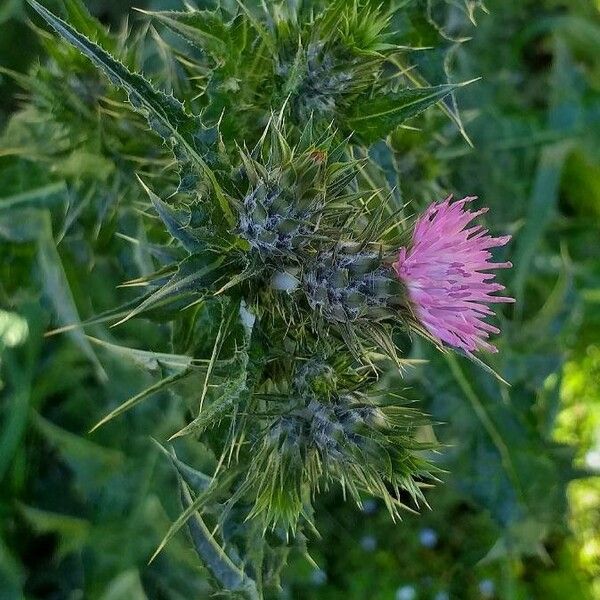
[479,579,495,598]
[0,310,28,347]
[361,499,378,515]
[419,527,438,548]
[396,584,417,600]
[360,535,377,552]
[584,448,600,471]
[310,568,327,586]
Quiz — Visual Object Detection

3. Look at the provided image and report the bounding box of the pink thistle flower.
[393,196,514,353]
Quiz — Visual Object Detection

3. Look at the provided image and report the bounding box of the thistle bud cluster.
[220,118,412,355]
[271,1,393,128]
[234,125,349,260]
[244,360,431,531]
[277,41,354,120]
[304,249,405,323]
[239,182,312,255]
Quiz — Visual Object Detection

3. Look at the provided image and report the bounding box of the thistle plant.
[16,0,516,597]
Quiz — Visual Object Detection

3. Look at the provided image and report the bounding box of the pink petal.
[395,196,514,353]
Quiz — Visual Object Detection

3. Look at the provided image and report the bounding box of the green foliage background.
[1,0,599,599]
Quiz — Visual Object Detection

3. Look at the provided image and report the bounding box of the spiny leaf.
[234,0,276,55]
[44,294,159,338]
[137,9,232,62]
[86,336,205,373]
[213,267,256,296]
[151,440,213,495]
[198,299,241,413]
[179,480,259,599]
[89,369,192,433]
[169,345,250,441]
[150,448,258,597]
[111,254,226,327]
[168,387,238,441]
[136,176,203,253]
[148,474,216,565]
[26,0,235,226]
[388,54,475,147]
[348,81,476,143]
[27,0,196,142]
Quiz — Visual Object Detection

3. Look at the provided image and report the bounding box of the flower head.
[394,196,514,353]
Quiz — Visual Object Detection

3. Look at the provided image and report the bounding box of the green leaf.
[61,0,115,52]
[27,0,194,141]
[138,9,231,62]
[36,217,106,379]
[481,518,551,563]
[44,294,157,338]
[150,468,258,599]
[99,570,149,600]
[169,349,249,441]
[152,440,213,495]
[33,413,124,487]
[179,480,259,599]
[86,336,203,373]
[0,307,38,483]
[90,369,192,433]
[148,475,217,565]
[136,176,202,254]
[0,361,29,483]
[18,504,90,560]
[0,0,20,24]
[0,208,105,379]
[445,353,523,499]
[197,299,240,413]
[111,253,226,327]
[0,182,67,211]
[348,82,475,143]
[234,0,276,56]
[168,387,233,441]
[26,0,235,226]
[0,536,24,597]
